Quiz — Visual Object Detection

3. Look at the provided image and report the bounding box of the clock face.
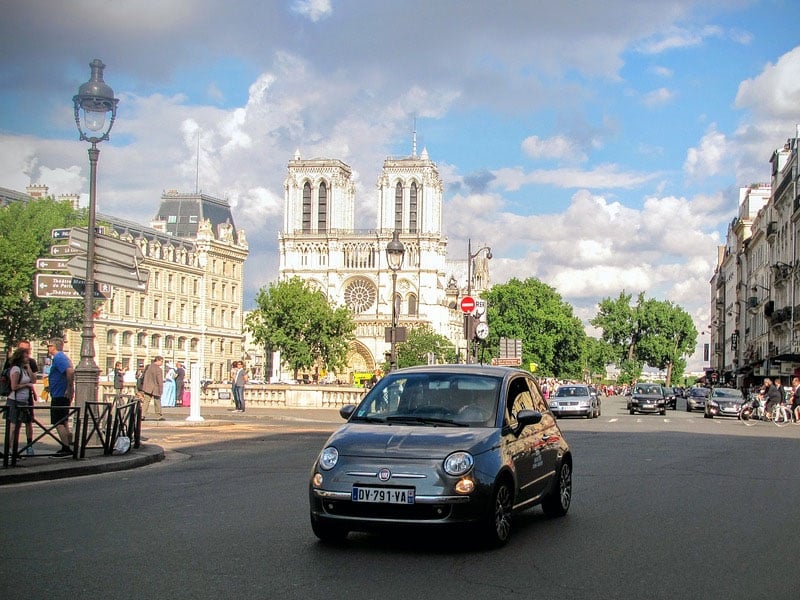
[475,322,489,340]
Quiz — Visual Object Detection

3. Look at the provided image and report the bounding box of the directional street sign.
[35,258,70,271]
[66,255,149,292]
[50,244,81,256]
[51,228,71,239]
[491,357,522,367]
[68,227,143,268]
[35,274,112,299]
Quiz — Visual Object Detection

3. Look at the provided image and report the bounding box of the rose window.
[344,278,377,313]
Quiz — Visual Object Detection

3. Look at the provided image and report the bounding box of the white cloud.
[493,164,657,191]
[735,45,800,120]
[684,126,727,180]
[642,87,676,107]
[291,0,332,22]
[521,134,587,162]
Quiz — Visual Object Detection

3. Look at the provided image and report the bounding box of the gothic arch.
[346,339,377,375]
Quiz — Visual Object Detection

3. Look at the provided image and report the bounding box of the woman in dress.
[161,363,176,407]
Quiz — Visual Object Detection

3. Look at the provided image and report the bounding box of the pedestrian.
[791,376,800,422]
[762,377,782,419]
[140,356,165,421]
[5,346,37,456]
[161,362,176,407]
[231,360,247,413]
[47,338,74,457]
[112,361,126,406]
[174,361,186,406]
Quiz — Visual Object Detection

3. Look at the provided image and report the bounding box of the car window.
[505,376,535,429]
[712,388,743,399]
[556,386,589,397]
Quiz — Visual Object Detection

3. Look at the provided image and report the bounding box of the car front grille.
[320,499,453,520]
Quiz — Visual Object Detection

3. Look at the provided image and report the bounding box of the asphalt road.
[1,395,799,600]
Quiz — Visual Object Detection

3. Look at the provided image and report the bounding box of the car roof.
[389,364,528,378]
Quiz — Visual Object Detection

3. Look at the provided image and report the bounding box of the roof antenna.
[412,115,417,158]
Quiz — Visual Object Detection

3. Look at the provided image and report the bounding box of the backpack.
[0,366,11,396]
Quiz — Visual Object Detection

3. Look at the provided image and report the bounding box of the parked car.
[308,364,573,547]
[662,386,677,410]
[549,384,599,418]
[685,387,710,412]
[704,387,745,418]
[629,383,666,415]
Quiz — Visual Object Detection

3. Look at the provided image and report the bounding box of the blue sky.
[2,0,800,371]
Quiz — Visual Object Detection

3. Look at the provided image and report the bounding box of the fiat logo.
[378,468,391,481]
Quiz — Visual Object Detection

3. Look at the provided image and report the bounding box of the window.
[165,336,173,350]
[167,301,173,321]
[506,377,535,428]
[124,295,132,316]
[302,181,312,232]
[153,299,160,319]
[190,338,199,351]
[407,293,418,316]
[150,334,160,349]
[189,215,198,223]
[137,332,147,347]
[318,181,328,231]
[139,298,146,317]
[181,277,187,294]
[106,330,117,345]
[409,181,418,232]
[122,331,132,345]
[167,215,177,223]
[394,182,403,230]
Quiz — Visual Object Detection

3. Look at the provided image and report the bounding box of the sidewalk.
[0,405,344,485]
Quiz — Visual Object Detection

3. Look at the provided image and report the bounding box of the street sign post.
[66,255,149,292]
[35,258,70,271]
[50,244,81,256]
[34,273,112,299]
[68,227,144,267]
[491,357,522,367]
[460,296,476,313]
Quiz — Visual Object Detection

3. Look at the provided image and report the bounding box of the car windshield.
[712,388,743,399]
[634,385,662,395]
[690,388,710,397]
[351,373,501,427]
[556,386,589,397]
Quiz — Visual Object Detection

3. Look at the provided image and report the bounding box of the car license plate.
[352,486,415,504]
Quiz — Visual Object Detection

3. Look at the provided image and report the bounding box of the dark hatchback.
[685,387,710,412]
[309,365,573,547]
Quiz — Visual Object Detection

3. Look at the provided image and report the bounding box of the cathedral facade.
[278,146,489,380]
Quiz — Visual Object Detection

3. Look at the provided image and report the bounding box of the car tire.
[310,515,348,543]
[686,404,691,412]
[542,460,572,518]
[629,408,635,415]
[482,478,514,547]
[660,409,666,415]
[704,411,712,419]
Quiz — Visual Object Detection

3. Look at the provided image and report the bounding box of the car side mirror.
[514,409,543,435]
[339,404,356,420]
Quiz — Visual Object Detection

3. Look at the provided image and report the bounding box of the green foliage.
[583,336,615,380]
[244,277,356,377]
[592,291,697,384]
[483,278,586,378]
[0,198,86,353]
[395,325,457,368]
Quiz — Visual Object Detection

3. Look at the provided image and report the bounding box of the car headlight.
[318,446,339,470]
[443,451,474,476]
[549,401,557,408]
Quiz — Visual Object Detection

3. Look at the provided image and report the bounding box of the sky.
[2,0,800,373]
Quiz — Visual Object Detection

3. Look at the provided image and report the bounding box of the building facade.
[19,187,250,383]
[711,126,800,389]
[278,146,487,380]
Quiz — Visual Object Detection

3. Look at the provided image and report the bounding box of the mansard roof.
[152,190,239,242]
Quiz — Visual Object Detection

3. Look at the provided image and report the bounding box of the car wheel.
[629,408,635,415]
[660,409,666,415]
[542,460,572,518]
[482,479,514,547]
[310,515,348,543]
[686,404,691,412]
[704,411,712,419]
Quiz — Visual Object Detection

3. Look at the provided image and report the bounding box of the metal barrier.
[110,398,142,452]
[81,401,114,457]
[2,404,81,467]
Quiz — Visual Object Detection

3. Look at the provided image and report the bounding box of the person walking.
[47,339,74,457]
[140,356,165,421]
[791,376,800,422]
[231,360,247,413]
[6,347,37,456]
[112,361,126,406]
[161,362,176,407]
[174,362,186,406]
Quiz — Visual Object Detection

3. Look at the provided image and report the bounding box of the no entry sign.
[460,296,476,313]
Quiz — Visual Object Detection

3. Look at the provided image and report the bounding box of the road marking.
[608,418,619,423]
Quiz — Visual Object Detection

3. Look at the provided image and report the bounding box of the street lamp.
[386,230,405,371]
[72,59,119,410]
[466,239,492,363]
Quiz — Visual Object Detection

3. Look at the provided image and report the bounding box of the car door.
[503,375,547,504]
[525,377,560,494]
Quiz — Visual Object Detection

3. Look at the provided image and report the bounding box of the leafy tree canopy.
[483,278,586,378]
[0,198,86,353]
[394,325,457,369]
[244,277,356,377]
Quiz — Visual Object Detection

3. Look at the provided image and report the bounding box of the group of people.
[134,357,186,420]
[755,376,800,421]
[3,338,75,458]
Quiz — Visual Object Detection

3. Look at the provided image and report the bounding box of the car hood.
[632,394,664,400]
[325,423,498,459]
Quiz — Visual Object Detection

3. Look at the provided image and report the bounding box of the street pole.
[386,231,405,372]
[390,270,398,370]
[465,239,492,364]
[72,59,118,412]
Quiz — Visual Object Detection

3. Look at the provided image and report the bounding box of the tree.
[591,292,697,384]
[244,278,356,378]
[483,278,586,378]
[583,336,615,381]
[394,325,457,369]
[0,197,85,354]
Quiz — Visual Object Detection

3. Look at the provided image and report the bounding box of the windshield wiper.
[349,415,387,423]
[386,415,468,427]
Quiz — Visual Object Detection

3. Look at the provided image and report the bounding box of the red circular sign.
[460,296,476,313]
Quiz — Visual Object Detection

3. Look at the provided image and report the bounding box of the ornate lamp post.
[466,239,492,363]
[72,59,119,410]
[386,230,405,371]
